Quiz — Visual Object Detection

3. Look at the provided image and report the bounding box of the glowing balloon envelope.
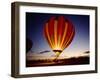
[44,16,75,58]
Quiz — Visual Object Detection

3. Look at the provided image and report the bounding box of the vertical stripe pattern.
[44,16,75,54]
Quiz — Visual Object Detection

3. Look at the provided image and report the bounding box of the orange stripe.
[60,23,68,50]
[62,28,74,50]
[57,35,61,49]
[45,23,54,49]
[54,20,58,49]
[51,35,55,48]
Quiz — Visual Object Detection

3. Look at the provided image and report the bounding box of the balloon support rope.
[53,52,61,62]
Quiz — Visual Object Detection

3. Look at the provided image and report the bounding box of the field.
[26,56,89,67]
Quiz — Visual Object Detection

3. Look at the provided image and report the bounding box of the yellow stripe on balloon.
[45,23,54,49]
[57,35,61,50]
[60,23,68,50]
[51,35,55,49]
[63,28,74,50]
[54,20,58,49]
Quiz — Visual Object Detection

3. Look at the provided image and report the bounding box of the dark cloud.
[84,51,90,54]
[39,50,50,54]
[26,38,33,53]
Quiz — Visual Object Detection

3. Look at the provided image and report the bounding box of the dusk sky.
[26,12,89,59]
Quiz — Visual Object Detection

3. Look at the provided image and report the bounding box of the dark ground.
[26,56,89,67]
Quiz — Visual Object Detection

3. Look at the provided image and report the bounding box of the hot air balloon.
[44,16,75,60]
